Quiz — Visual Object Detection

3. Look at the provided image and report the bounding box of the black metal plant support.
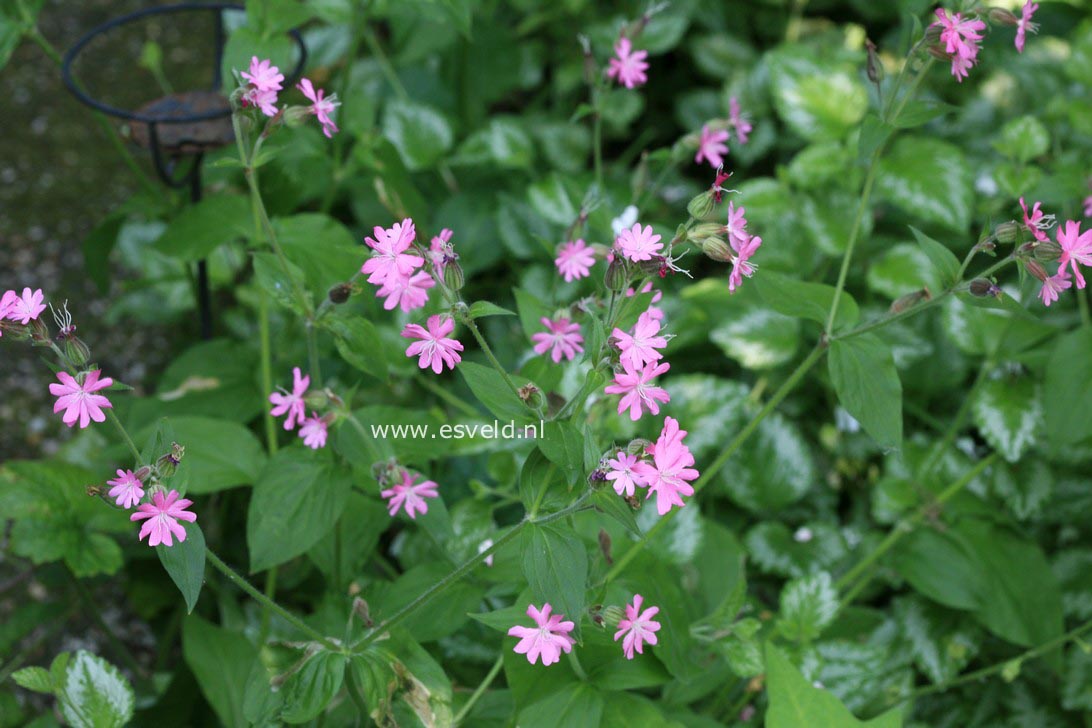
[61,2,306,339]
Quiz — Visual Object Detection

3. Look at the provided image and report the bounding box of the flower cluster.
[1006,198,1091,307]
[693,97,751,170]
[237,57,339,137]
[374,460,441,519]
[929,1,1039,82]
[508,595,660,666]
[269,367,333,449]
[606,417,699,515]
[101,449,196,548]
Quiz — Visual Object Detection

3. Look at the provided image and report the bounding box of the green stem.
[462,317,526,405]
[416,374,480,418]
[453,655,504,725]
[259,567,278,645]
[601,344,826,585]
[259,297,278,454]
[351,491,595,651]
[205,549,342,652]
[878,618,1092,712]
[834,452,999,594]
[824,161,879,335]
[362,25,409,101]
[107,410,143,463]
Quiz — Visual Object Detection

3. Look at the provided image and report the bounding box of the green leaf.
[155,195,250,261]
[12,667,52,694]
[157,520,205,613]
[1043,329,1092,448]
[753,271,859,331]
[994,115,1049,164]
[280,652,347,724]
[327,316,388,381]
[767,47,868,141]
[889,99,955,129]
[183,615,257,728]
[1062,646,1092,711]
[721,412,815,512]
[247,448,352,571]
[55,652,134,728]
[744,522,848,579]
[518,682,604,728]
[136,416,266,494]
[893,597,978,685]
[910,227,961,290]
[828,334,903,450]
[143,338,262,422]
[452,117,534,169]
[710,308,800,370]
[778,571,839,643]
[537,421,585,486]
[591,488,642,538]
[252,251,308,314]
[459,360,537,424]
[866,243,944,300]
[273,213,361,299]
[875,136,973,231]
[528,172,576,226]
[857,114,892,164]
[82,213,125,294]
[374,564,484,642]
[765,644,903,728]
[382,99,454,171]
[518,448,562,513]
[892,528,984,611]
[521,523,588,634]
[971,375,1042,462]
[468,300,516,319]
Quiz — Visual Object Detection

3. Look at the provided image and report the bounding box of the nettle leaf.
[765,644,902,727]
[767,47,868,141]
[800,189,870,258]
[280,652,347,724]
[744,522,849,579]
[54,651,135,728]
[994,115,1049,164]
[710,307,800,370]
[828,334,903,450]
[12,667,53,694]
[971,374,1042,462]
[274,214,362,298]
[875,136,972,231]
[778,571,839,643]
[661,376,749,460]
[754,270,860,331]
[893,596,978,685]
[720,412,815,512]
[992,459,1052,521]
[247,447,352,572]
[1043,329,1092,448]
[810,641,913,715]
[910,227,961,290]
[521,522,588,635]
[382,99,454,171]
[157,520,206,613]
[183,615,256,728]
[155,194,250,261]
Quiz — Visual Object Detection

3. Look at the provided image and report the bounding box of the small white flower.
[611,205,639,237]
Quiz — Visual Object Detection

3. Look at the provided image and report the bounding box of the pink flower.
[381,471,439,519]
[1015,1,1039,53]
[507,603,575,666]
[49,370,113,429]
[712,167,733,204]
[614,594,661,659]
[606,37,649,89]
[478,538,495,567]
[241,56,283,93]
[606,452,643,497]
[605,360,671,421]
[429,228,455,272]
[1038,268,1071,306]
[107,469,145,509]
[555,239,596,282]
[296,78,340,138]
[612,310,667,369]
[932,9,985,60]
[632,417,698,515]
[402,315,464,373]
[130,489,196,547]
[299,413,328,449]
[626,282,664,321]
[1084,195,1092,218]
[6,287,46,324]
[728,97,752,145]
[269,366,310,430]
[729,235,761,293]
[362,219,424,286]
[950,54,976,83]
[695,125,729,168]
[0,290,17,335]
[1019,197,1050,242]
[615,222,663,262]
[532,317,584,363]
[377,270,434,312]
[725,202,749,248]
[242,87,279,117]
[1057,220,1092,289]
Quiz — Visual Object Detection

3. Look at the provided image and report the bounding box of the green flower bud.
[64,336,92,367]
[700,235,733,262]
[604,256,629,292]
[687,190,716,220]
[968,278,1001,298]
[993,221,1021,245]
[1033,240,1062,263]
[443,260,465,291]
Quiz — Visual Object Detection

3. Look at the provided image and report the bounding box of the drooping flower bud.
[518,383,545,410]
[700,236,733,263]
[1033,240,1062,262]
[1023,258,1048,282]
[443,260,465,291]
[968,278,1002,298]
[993,221,1021,245]
[865,38,884,84]
[604,255,629,292]
[63,336,92,367]
[686,190,716,220]
[987,7,1019,26]
[134,466,153,481]
[889,288,931,313]
[156,442,185,478]
[328,283,353,304]
[602,605,626,627]
[282,104,311,128]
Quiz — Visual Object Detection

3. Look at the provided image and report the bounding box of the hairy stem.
[462,316,527,405]
[453,655,505,725]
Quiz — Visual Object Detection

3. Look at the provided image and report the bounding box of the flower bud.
[968,278,1002,298]
[604,255,629,292]
[988,8,1019,26]
[889,288,931,314]
[1023,258,1048,282]
[443,260,465,291]
[134,466,153,481]
[865,38,883,84]
[282,105,311,128]
[156,442,185,478]
[30,317,50,345]
[700,236,734,263]
[635,255,667,277]
[602,605,625,627]
[993,221,1021,245]
[452,300,470,321]
[518,383,544,410]
[1033,240,1062,262]
[64,336,92,367]
[686,190,716,220]
[598,529,613,565]
[328,283,353,304]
